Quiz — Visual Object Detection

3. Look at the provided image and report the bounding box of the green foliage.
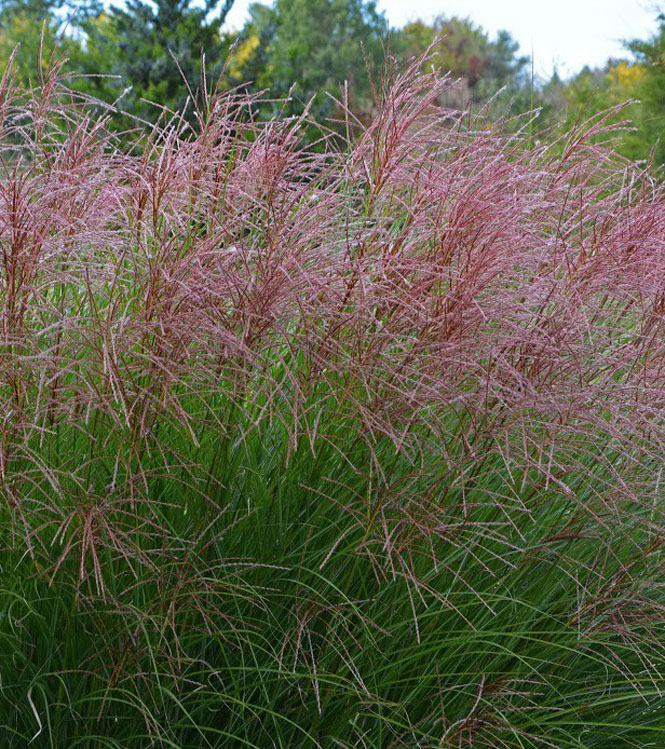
[227,3,277,90]
[530,59,650,164]
[232,0,386,127]
[8,0,665,168]
[0,0,107,97]
[0,12,59,86]
[78,0,236,123]
[624,15,665,165]
[0,0,75,87]
[392,15,529,108]
[530,11,665,167]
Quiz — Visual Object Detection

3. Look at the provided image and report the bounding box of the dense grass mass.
[3,54,665,746]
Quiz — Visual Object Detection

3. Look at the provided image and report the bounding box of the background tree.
[227,3,277,92]
[528,57,648,162]
[232,0,386,132]
[80,0,236,123]
[0,0,87,86]
[623,15,665,166]
[392,15,529,110]
[5,0,665,166]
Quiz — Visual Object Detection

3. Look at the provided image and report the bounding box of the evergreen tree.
[83,0,236,123]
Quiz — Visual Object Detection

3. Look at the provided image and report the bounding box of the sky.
[222,0,660,79]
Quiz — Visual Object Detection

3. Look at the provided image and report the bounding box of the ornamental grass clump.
[2,51,665,746]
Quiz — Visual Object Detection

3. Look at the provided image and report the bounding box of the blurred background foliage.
[1,0,665,161]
